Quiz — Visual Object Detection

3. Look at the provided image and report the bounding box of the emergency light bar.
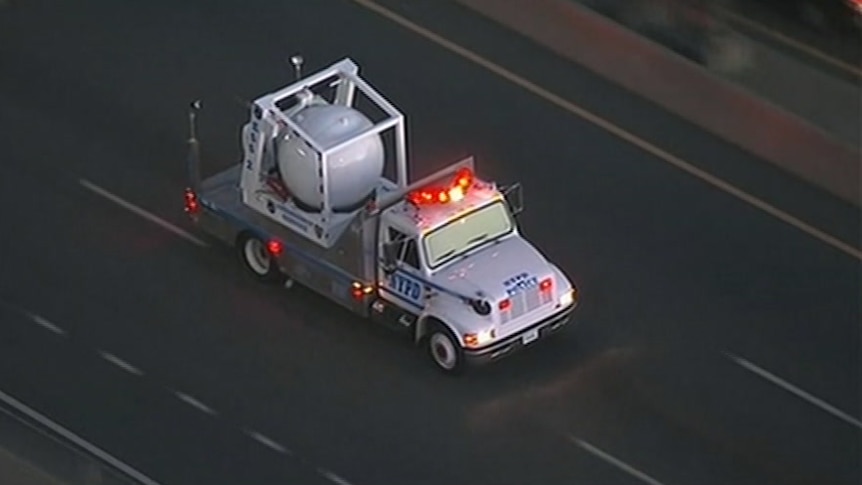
[407,167,474,205]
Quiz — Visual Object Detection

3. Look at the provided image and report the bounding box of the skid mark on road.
[351,0,862,262]
[726,352,862,429]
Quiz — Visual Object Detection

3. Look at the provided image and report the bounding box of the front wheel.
[426,323,465,376]
[237,233,283,283]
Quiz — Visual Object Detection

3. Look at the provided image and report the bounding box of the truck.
[183,56,579,375]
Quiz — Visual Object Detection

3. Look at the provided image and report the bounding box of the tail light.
[184,188,199,214]
[539,277,554,304]
[351,282,374,300]
[498,298,511,311]
[267,239,283,256]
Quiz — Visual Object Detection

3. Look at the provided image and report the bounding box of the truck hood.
[430,235,552,302]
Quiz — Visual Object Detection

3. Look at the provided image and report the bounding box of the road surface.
[0,1,858,484]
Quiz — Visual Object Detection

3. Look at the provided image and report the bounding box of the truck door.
[378,226,426,313]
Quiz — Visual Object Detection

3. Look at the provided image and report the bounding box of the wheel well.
[415,316,454,345]
[235,229,256,247]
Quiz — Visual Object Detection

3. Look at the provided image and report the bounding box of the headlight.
[464,328,496,348]
[559,288,576,307]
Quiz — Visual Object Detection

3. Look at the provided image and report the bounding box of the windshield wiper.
[467,233,489,245]
[434,235,489,266]
[436,249,456,262]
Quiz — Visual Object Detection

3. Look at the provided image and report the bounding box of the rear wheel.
[237,233,283,283]
[426,323,465,376]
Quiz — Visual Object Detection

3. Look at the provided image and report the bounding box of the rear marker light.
[498,298,511,311]
[539,278,553,292]
[267,240,283,256]
[351,282,374,300]
[184,188,199,214]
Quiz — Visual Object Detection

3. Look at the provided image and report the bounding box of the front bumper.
[464,301,577,366]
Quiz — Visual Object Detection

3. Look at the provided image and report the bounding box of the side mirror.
[382,243,400,273]
[501,182,524,217]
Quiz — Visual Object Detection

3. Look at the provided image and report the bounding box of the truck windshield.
[423,200,514,269]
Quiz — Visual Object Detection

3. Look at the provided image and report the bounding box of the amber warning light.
[407,167,474,205]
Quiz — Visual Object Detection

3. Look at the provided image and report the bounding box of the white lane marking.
[244,428,292,455]
[318,468,355,485]
[0,446,66,485]
[569,436,666,485]
[174,391,218,416]
[716,5,862,78]
[351,0,862,262]
[726,352,862,429]
[27,313,66,335]
[78,178,208,248]
[0,388,164,485]
[97,350,143,376]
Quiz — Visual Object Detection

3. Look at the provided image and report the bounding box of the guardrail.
[455,0,861,206]
[577,0,861,150]
[0,390,161,485]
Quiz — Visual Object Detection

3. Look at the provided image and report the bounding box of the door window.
[386,227,420,269]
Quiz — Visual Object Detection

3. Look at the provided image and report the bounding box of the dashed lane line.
[8,301,359,484]
[318,467,356,485]
[726,352,862,430]
[244,428,293,455]
[97,350,144,376]
[79,178,208,248]
[569,435,667,485]
[351,0,862,262]
[27,313,66,336]
[173,391,218,416]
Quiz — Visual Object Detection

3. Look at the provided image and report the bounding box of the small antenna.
[289,54,304,81]
[187,99,203,191]
[188,99,202,141]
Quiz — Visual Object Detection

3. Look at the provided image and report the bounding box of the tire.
[426,322,465,376]
[237,232,283,284]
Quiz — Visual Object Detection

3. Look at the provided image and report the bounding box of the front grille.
[500,285,554,324]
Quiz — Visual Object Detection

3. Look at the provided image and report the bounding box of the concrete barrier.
[454,0,860,206]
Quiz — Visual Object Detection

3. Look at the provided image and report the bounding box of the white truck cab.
[375,167,577,372]
[184,56,578,375]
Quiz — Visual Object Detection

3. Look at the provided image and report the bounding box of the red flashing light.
[498,298,511,311]
[454,167,473,189]
[407,167,474,206]
[267,239,283,256]
[184,188,199,214]
[539,277,553,292]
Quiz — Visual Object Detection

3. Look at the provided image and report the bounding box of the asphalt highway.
[0,1,859,484]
